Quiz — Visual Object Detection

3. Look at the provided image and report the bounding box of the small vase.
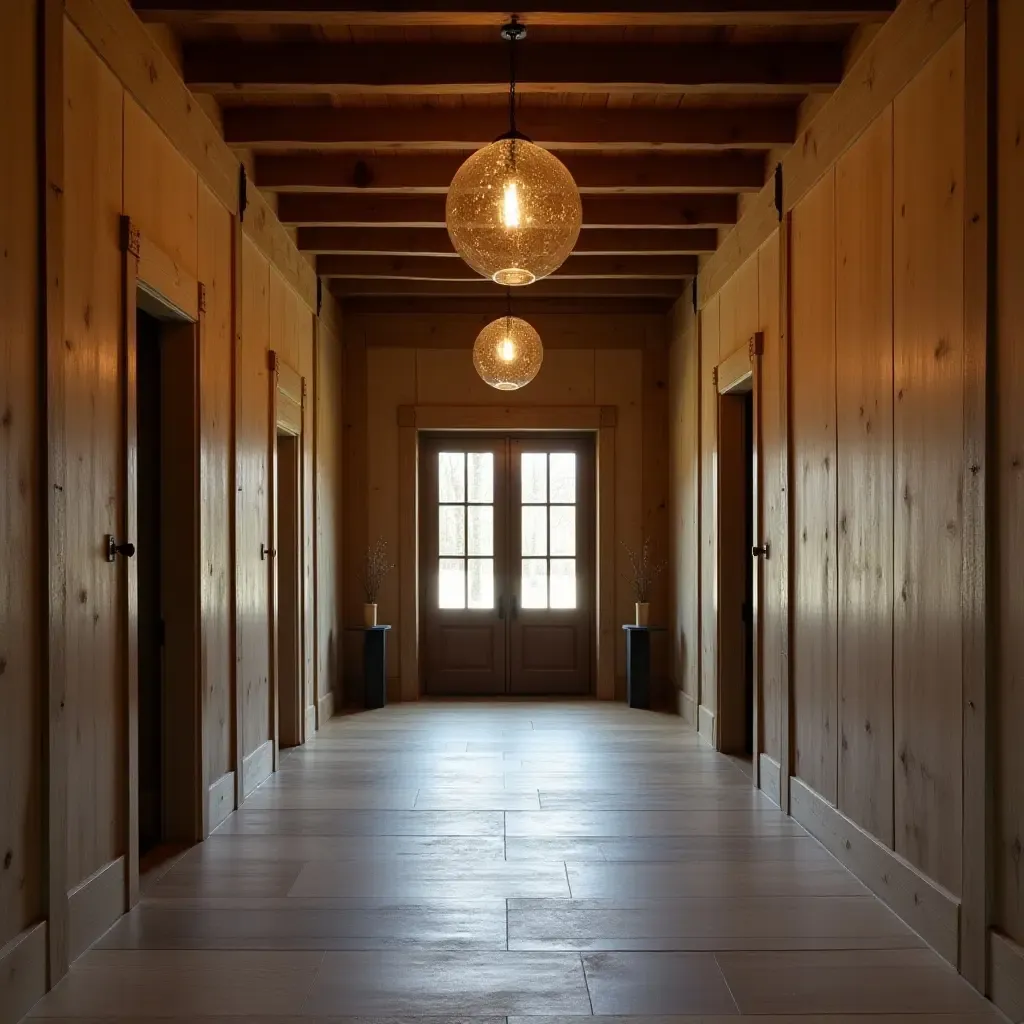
[635,602,650,627]
[363,602,378,628]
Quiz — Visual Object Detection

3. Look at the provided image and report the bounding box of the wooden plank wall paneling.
[757,231,784,764]
[0,0,41,951]
[789,168,839,805]
[667,295,699,724]
[316,308,344,717]
[698,296,720,730]
[996,0,1024,948]
[642,327,671,691]
[834,107,895,846]
[595,348,644,694]
[239,236,272,760]
[63,22,126,889]
[197,183,234,789]
[123,95,198,281]
[892,29,965,898]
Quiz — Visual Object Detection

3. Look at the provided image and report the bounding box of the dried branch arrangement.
[622,537,666,604]
[361,537,395,604]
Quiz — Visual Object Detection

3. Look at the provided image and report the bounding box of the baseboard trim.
[0,921,46,1024]
[759,753,782,807]
[67,856,125,963]
[305,703,317,740]
[677,688,697,726]
[698,704,715,746]
[789,777,960,966]
[990,930,1024,1021]
[318,689,334,725]
[207,770,236,833]
[241,739,274,799]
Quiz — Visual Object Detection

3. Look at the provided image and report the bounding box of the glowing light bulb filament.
[498,338,517,362]
[502,181,521,229]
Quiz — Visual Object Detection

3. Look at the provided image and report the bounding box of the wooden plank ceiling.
[135,1,894,311]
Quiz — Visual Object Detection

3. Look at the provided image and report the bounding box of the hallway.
[29,703,997,1020]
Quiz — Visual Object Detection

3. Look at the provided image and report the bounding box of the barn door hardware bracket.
[692,276,698,314]
[317,278,323,316]
[239,165,248,223]
[751,542,771,560]
[773,163,784,221]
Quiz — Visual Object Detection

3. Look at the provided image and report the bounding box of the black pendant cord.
[506,287,513,321]
[508,23,519,138]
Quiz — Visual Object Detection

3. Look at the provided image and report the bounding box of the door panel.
[421,438,508,695]
[509,438,593,695]
[421,434,594,696]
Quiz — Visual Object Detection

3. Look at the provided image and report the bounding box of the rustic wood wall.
[0,6,345,1010]
[341,312,669,702]
[0,0,41,965]
[668,13,999,987]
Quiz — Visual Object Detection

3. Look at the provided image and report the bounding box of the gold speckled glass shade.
[473,315,544,391]
[446,137,582,286]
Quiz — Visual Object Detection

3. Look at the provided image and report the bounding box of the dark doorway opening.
[718,387,756,760]
[137,307,163,855]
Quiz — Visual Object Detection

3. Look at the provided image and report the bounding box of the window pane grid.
[438,451,495,611]
[520,451,578,610]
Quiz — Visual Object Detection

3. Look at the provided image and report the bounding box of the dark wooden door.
[421,437,509,695]
[508,437,593,695]
[421,434,594,696]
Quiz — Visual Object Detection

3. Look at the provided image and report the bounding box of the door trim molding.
[400,407,617,701]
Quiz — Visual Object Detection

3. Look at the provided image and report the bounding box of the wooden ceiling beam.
[316,253,698,279]
[329,277,686,298]
[224,105,797,152]
[277,192,737,227]
[255,151,766,194]
[342,296,675,317]
[134,1,896,27]
[184,41,844,95]
[296,226,719,255]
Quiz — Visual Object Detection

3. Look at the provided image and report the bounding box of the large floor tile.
[302,951,593,1015]
[566,860,868,898]
[715,949,1001,1015]
[213,809,504,837]
[288,859,571,898]
[28,950,322,1017]
[508,896,922,951]
[98,897,507,950]
[505,809,806,838]
[187,834,506,862]
[581,951,739,1014]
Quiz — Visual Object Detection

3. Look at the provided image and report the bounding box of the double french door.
[420,434,594,696]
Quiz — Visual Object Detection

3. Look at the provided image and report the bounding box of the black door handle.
[751,543,770,560]
[106,535,135,562]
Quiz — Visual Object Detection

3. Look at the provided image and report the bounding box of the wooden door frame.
[268,351,307,766]
[398,404,618,702]
[119,216,205,912]
[714,332,764,779]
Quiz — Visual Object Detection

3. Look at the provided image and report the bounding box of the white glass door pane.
[467,558,495,610]
[467,452,494,503]
[550,559,577,609]
[521,452,548,503]
[438,506,465,556]
[467,505,493,557]
[439,558,466,609]
[549,505,575,556]
[438,452,465,503]
[521,558,548,609]
[521,506,547,557]
[549,452,576,503]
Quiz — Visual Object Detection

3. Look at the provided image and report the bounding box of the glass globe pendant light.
[446,18,582,286]
[473,294,544,391]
